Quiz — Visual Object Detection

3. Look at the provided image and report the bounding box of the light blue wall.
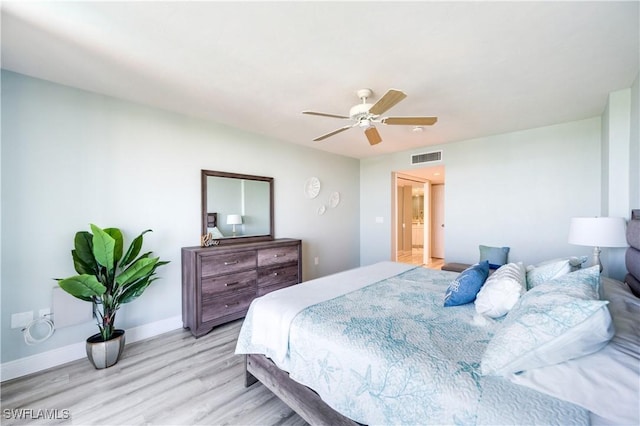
[0,71,360,363]
[360,117,602,268]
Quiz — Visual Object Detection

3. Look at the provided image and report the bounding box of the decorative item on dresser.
[182,238,302,338]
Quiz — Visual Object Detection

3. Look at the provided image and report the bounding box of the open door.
[431,183,445,259]
[392,173,430,266]
[392,167,445,267]
[422,181,431,264]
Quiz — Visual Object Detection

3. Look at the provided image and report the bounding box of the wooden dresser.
[181,238,302,337]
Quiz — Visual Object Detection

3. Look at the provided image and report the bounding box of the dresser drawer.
[200,251,256,277]
[257,280,298,297]
[258,264,299,289]
[258,245,298,267]
[201,290,254,323]
[202,270,257,298]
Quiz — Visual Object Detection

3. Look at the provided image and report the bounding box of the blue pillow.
[479,245,510,269]
[444,261,490,307]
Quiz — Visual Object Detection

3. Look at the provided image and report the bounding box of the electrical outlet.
[314,257,319,265]
[11,311,33,329]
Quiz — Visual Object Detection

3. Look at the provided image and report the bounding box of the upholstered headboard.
[625,209,640,297]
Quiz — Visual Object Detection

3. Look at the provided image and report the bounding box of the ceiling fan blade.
[303,111,350,119]
[368,89,407,116]
[364,126,382,145]
[313,125,353,141]
[382,116,438,126]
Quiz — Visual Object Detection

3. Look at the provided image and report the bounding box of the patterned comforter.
[237,265,589,425]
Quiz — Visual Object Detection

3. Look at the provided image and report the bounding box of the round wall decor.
[304,177,321,199]
[329,191,340,208]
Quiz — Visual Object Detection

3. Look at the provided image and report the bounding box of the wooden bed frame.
[245,353,359,425]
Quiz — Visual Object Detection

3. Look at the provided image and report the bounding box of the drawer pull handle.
[273,272,279,276]
[224,260,239,265]
[273,254,284,258]
[225,281,240,287]
[225,302,240,308]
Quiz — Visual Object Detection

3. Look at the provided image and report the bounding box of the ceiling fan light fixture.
[349,103,372,119]
[359,119,372,129]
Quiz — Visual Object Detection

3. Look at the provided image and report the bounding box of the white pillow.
[481,266,614,376]
[475,262,525,318]
[526,256,588,289]
[508,278,639,426]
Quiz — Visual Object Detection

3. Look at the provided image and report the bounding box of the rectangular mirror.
[201,170,274,244]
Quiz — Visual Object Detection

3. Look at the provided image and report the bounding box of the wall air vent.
[411,150,442,165]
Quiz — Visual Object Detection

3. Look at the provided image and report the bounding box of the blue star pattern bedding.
[237,263,589,425]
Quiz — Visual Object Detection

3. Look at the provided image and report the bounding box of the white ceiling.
[1,1,638,159]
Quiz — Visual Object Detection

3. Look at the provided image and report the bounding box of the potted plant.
[57,224,169,369]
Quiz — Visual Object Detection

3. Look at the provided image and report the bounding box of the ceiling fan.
[302,88,437,145]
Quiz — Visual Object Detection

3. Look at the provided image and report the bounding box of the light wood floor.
[1,320,307,426]
[397,247,444,269]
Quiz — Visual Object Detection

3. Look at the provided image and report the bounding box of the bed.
[235,217,640,425]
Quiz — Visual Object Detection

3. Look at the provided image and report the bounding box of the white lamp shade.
[226,214,243,225]
[568,217,627,247]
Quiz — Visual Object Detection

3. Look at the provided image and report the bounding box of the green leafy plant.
[57,224,169,341]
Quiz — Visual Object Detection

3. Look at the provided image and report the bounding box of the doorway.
[391,166,445,269]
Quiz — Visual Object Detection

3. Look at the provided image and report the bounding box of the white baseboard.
[0,315,183,382]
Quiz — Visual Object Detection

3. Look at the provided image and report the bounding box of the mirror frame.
[201,170,274,245]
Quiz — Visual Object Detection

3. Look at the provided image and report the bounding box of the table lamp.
[568,216,627,272]
[227,214,242,237]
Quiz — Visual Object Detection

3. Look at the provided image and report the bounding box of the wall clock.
[304,177,321,199]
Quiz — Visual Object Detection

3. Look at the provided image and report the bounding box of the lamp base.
[591,246,602,273]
